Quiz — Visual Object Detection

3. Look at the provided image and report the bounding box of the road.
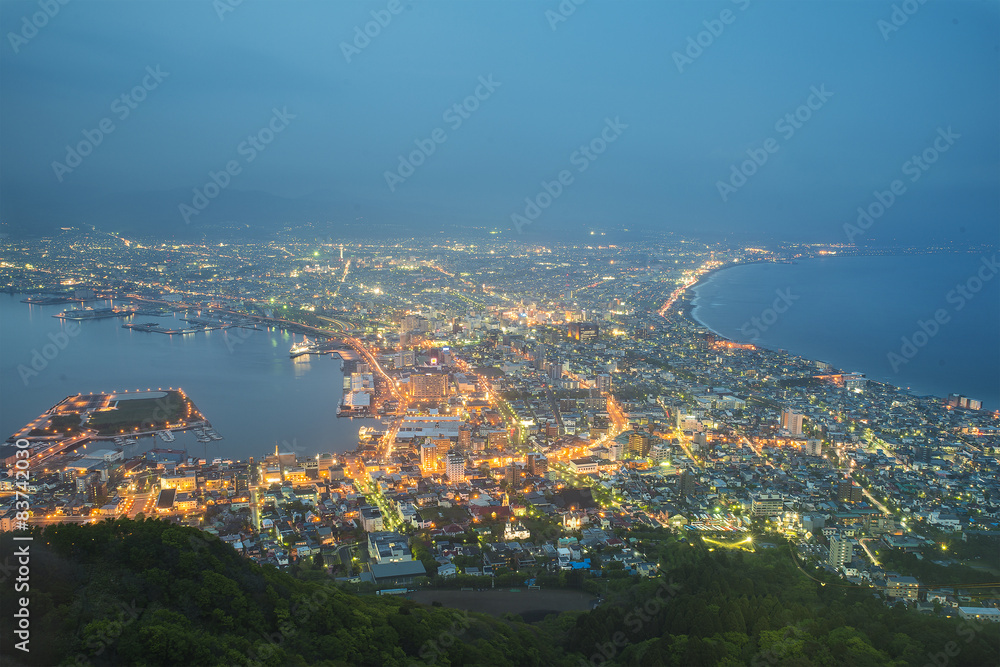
[125,492,156,518]
[859,537,881,566]
[29,516,97,526]
[545,387,563,428]
[656,259,724,318]
[861,485,891,515]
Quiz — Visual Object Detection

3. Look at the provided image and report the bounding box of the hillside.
[0,519,561,666]
[1,521,997,666]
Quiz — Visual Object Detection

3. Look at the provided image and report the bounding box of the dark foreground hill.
[1,520,998,666]
[0,519,560,666]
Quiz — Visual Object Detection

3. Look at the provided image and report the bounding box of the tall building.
[458,426,471,449]
[649,444,670,463]
[568,322,599,342]
[595,373,612,394]
[837,478,863,503]
[828,531,853,567]
[420,442,439,472]
[628,431,650,458]
[608,441,624,462]
[948,394,982,410]
[679,469,696,496]
[533,345,547,370]
[402,314,429,333]
[751,493,783,517]
[781,410,804,436]
[411,373,448,401]
[527,452,548,476]
[487,430,510,449]
[505,464,521,487]
[446,451,465,483]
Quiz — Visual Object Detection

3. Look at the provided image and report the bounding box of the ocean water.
[0,295,377,459]
[691,253,1000,410]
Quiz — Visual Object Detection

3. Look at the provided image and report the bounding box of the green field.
[86,391,193,434]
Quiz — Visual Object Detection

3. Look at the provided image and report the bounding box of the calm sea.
[692,253,1000,411]
[0,295,377,459]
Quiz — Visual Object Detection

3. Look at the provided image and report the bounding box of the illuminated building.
[446,451,465,483]
[567,322,599,342]
[751,493,783,517]
[527,452,548,476]
[828,530,853,567]
[781,410,804,436]
[628,431,650,457]
[410,373,448,401]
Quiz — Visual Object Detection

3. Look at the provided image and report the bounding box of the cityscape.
[1,231,998,665]
[1,0,999,665]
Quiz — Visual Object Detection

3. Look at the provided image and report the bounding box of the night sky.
[1,0,997,243]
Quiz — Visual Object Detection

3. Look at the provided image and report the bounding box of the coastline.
[680,258,773,329]
[676,253,999,410]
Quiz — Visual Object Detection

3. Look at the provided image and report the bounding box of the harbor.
[288,336,353,359]
[55,306,136,320]
[124,315,268,336]
[4,389,225,472]
[2,293,380,461]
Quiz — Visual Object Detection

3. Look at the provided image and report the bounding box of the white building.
[828,530,853,567]
[368,531,412,564]
[649,444,671,464]
[446,452,465,483]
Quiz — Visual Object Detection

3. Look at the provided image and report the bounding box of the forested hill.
[1,520,997,666]
[0,519,558,666]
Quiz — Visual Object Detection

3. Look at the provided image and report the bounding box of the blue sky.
[1,0,997,243]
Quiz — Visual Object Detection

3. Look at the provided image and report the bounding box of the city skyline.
[1,2,999,665]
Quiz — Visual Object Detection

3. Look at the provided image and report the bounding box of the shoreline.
[675,254,999,410]
[680,258,774,325]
